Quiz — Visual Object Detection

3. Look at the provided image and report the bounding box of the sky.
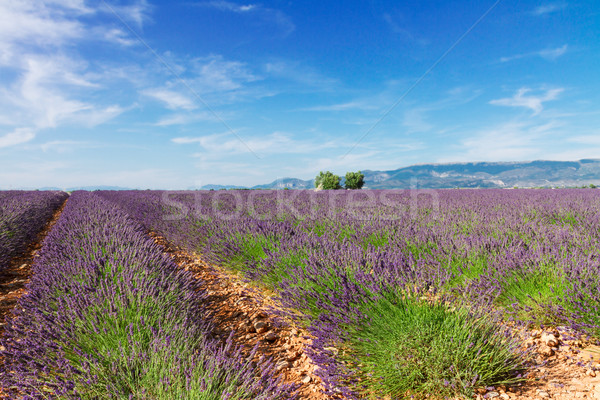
[1,0,599,189]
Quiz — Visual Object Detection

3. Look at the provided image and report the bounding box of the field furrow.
[149,231,328,399]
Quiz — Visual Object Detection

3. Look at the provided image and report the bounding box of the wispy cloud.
[402,108,433,133]
[1,54,125,129]
[0,128,36,148]
[264,61,337,91]
[102,28,138,46]
[440,120,561,162]
[103,0,152,28]
[0,1,147,142]
[142,88,197,110]
[173,131,337,156]
[490,87,564,115]
[191,55,260,93]
[568,135,600,146]
[382,13,429,46]
[532,3,567,16]
[139,54,268,125]
[152,111,223,126]
[500,44,568,63]
[195,1,295,36]
[400,87,482,133]
[200,1,257,13]
[300,101,377,112]
[38,140,98,153]
[0,1,86,51]
[0,1,150,62]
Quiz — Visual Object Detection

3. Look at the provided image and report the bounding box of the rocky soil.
[474,328,600,400]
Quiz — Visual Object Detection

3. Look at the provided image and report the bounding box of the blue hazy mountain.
[243,159,600,189]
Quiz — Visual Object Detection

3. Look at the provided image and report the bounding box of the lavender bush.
[0,190,67,271]
[0,191,294,399]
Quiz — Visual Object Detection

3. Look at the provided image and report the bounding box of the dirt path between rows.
[0,198,68,399]
[149,232,330,400]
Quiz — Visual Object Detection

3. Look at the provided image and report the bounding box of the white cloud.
[197,1,294,36]
[0,1,86,54]
[153,112,221,126]
[38,140,97,153]
[0,1,147,143]
[75,105,127,127]
[174,131,338,156]
[300,101,376,112]
[538,45,569,60]
[0,128,35,148]
[201,1,258,13]
[104,0,151,28]
[140,55,267,113]
[102,28,138,46]
[192,55,260,93]
[532,3,567,15]
[382,13,429,46]
[500,44,568,63]
[440,121,561,162]
[264,61,337,90]
[403,108,433,133]
[568,135,600,145]
[142,88,197,110]
[0,54,125,129]
[0,1,149,63]
[490,88,564,115]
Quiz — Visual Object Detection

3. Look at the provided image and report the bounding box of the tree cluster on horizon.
[315,171,364,190]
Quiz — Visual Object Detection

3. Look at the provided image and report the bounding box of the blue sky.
[1,0,599,189]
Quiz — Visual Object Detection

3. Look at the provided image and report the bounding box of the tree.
[315,171,341,190]
[344,171,364,190]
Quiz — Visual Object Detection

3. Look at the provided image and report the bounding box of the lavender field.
[97,189,600,399]
[1,191,293,399]
[2,189,600,399]
[0,191,67,271]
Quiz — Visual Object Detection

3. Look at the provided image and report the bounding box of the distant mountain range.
[6,160,600,191]
[201,159,600,190]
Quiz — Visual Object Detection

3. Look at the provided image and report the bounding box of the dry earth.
[473,328,600,400]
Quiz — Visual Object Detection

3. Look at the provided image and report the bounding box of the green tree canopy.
[344,171,365,190]
[315,171,341,190]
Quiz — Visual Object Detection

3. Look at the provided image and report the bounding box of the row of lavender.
[99,189,600,329]
[97,189,600,398]
[0,190,67,271]
[0,192,294,399]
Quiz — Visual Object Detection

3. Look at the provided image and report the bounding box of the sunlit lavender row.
[97,188,600,398]
[0,191,294,399]
[0,190,67,271]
